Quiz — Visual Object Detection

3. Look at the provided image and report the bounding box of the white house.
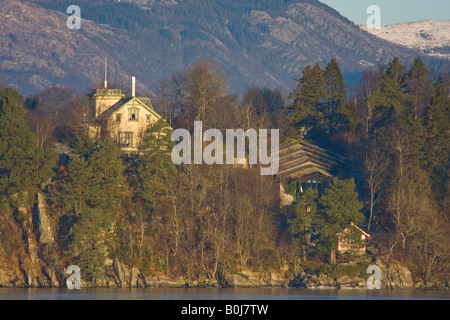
[87,77,162,153]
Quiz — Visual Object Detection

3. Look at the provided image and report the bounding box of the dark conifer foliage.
[0,88,57,196]
[0,56,448,285]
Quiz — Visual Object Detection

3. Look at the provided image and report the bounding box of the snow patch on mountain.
[361,20,450,59]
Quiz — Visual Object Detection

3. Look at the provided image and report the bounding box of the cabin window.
[128,108,139,121]
[119,131,134,147]
[300,178,329,193]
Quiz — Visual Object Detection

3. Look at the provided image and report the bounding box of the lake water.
[0,287,448,300]
[2,288,446,319]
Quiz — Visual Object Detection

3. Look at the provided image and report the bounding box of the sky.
[319,0,450,26]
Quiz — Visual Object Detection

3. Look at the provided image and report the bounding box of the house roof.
[276,140,347,182]
[94,96,161,122]
[350,222,370,238]
[336,222,370,240]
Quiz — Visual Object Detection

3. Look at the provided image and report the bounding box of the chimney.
[104,57,108,88]
[131,76,136,97]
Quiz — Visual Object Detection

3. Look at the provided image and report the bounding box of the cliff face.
[0,192,63,287]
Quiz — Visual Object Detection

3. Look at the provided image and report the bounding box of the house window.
[119,131,134,147]
[128,108,139,121]
[116,114,122,123]
[300,178,329,193]
[146,115,151,122]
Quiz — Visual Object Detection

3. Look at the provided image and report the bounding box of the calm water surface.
[0,287,448,300]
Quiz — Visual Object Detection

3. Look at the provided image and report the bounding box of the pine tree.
[87,140,126,211]
[288,64,326,138]
[312,178,364,264]
[138,118,177,205]
[406,57,433,120]
[134,118,177,260]
[423,80,450,213]
[71,134,98,158]
[373,57,412,129]
[324,58,347,116]
[62,136,125,281]
[385,57,407,84]
[0,88,57,197]
[324,58,357,135]
[288,188,318,261]
[70,206,108,282]
[60,155,93,214]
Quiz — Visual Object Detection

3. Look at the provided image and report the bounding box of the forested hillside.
[0,56,448,288]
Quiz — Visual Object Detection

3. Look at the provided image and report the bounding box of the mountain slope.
[0,0,446,96]
[362,20,450,60]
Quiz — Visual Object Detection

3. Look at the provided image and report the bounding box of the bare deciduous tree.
[386,129,437,251]
[364,142,388,232]
[410,218,450,282]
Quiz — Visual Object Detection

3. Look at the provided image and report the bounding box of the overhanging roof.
[94,97,161,122]
[276,140,347,182]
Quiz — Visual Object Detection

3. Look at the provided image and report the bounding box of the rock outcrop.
[290,258,414,289]
[218,269,289,288]
[374,258,413,289]
[290,272,336,288]
[36,192,54,245]
[336,275,366,288]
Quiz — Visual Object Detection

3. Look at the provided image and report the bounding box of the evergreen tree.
[423,80,450,213]
[70,207,109,282]
[86,141,125,211]
[71,134,98,158]
[385,57,407,84]
[62,136,125,281]
[312,178,364,264]
[60,155,92,214]
[288,64,326,138]
[138,118,177,206]
[406,57,433,120]
[133,118,177,261]
[288,188,318,261]
[324,58,359,135]
[0,88,56,197]
[323,58,347,116]
[334,98,359,135]
[373,57,412,129]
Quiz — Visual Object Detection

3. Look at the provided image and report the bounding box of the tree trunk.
[330,249,336,265]
[302,244,306,261]
[368,194,374,232]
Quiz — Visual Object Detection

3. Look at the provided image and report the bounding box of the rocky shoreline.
[1,257,448,290]
[2,191,447,291]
